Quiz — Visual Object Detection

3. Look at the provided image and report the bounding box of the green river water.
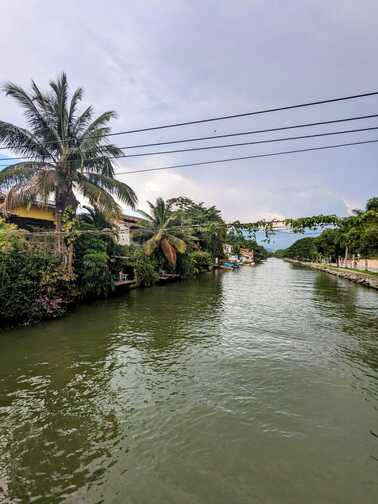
[0,258,377,503]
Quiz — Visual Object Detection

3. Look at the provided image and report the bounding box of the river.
[0,258,377,503]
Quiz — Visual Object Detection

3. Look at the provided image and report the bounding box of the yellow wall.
[12,205,56,223]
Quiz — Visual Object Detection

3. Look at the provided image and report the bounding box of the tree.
[78,206,113,230]
[167,196,226,257]
[0,73,137,232]
[136,198,194,269]
[279,237,318,260]
[315,228,341,261]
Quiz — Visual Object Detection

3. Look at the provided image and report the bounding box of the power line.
[71,112,378,147]
[2,114,378,164]
[70,91,378,136]
[0,90,377,153]
[2,137,378,174]
[110,125,378,159]
[114,138,378,175]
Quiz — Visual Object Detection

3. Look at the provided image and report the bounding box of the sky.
[1,0,378,246]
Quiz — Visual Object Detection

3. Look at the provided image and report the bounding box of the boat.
[221,261,240,270]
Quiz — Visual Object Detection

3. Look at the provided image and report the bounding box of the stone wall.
[286,260,378,290]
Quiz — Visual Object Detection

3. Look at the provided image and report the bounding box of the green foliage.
[275,196,378,261]
[0,73,137,219]
[0,243,74,327]
[177,250,213,277]
[135,197,195,269]
[230,214,341,240]
[168,197,226,258]
[124,246,159,287]
[80,250,111,297]
[191,250,213,271]
[278,237,319,260]
[314,228,341,259]
[78,206,114,230]
[74,234,113,298]
[366,197,378,212]
[0,217,25,251]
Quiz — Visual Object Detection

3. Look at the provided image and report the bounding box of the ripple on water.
[0,259,378,503]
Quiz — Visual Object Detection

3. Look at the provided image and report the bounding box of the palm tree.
[78,206,113,230]
[137,198,194,269]
[0,73,137,232]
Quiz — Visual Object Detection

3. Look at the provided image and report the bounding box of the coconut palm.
[78,205,114,230]
[0,73,137,230]
[137,198,194,269]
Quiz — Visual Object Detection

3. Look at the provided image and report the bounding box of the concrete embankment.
[286,259,378,290]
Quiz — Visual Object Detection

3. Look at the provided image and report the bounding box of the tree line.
[275,196,378,262]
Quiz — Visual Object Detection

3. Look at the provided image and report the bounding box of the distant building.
[117,214,143,246]
[240,247,255,264]
[223,244,233,255]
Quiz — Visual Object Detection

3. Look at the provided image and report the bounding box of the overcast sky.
[1,0,378,226]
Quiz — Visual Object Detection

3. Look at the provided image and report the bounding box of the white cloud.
[1,0,378,221]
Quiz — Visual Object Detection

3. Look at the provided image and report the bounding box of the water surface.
[0,259,378,503]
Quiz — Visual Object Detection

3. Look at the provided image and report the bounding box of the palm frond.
[76,177,122,217]
[136,209,154,222]
[72,106,93,137]
[1,74,137,220]
[0,162,48,190]
[80,111,117,142]
[68,87,84,137]
[0,121,54,159]
[49,73,69,140]
[2,81,61,149]
[143,237,158,256]
[167,235,187,254]
[81,172,137,208]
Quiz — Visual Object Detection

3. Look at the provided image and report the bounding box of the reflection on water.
[0,260,377,503]
[313,271,378,389]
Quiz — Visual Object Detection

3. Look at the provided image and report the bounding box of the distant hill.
[255,229,321,251]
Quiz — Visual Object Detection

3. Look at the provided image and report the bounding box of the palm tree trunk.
[55,181,78,271]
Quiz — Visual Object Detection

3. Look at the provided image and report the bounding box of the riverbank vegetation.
[0,194,269,327]
[275,197,378,262]
[0,73,347,329]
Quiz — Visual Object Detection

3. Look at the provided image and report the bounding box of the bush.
[124,246,159,287]
[177,250,213,277]
[74,234,113,298]
[0,218,25,251]
[0,244,74,327]
[190,250,213,272]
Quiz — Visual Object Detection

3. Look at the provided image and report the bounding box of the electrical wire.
[114,138,378,175]
[2,122,378,164]
[0,90,377,152]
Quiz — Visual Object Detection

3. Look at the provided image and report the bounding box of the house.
[1,191,143,245]
[240,247,255,265]
[117,214,143,246]
[223,243,233,255]
[0,193,56,228]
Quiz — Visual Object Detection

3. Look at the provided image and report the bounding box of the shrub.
[124,246,159,287]
[0,244,74,327]
[177,250,213,277]
[0,218,25,251]
[74,234,113,298]
[190,250,213,271]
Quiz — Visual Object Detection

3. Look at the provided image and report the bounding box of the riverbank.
[286,259,378,289]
